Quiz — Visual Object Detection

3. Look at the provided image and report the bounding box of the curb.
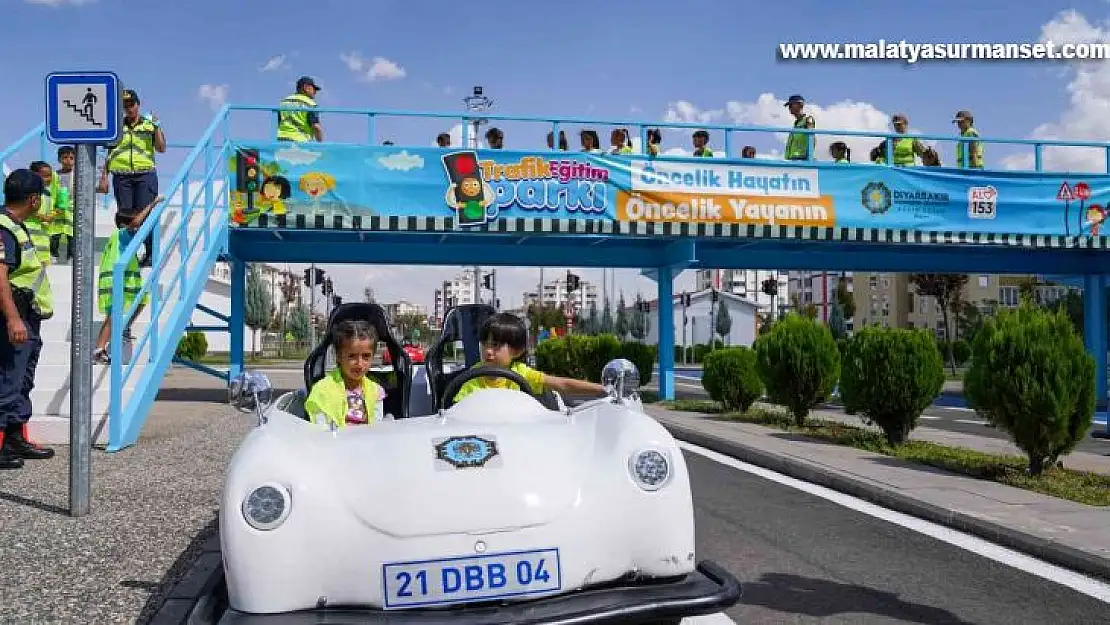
[663,420,1110,584]
[147,533,225,625]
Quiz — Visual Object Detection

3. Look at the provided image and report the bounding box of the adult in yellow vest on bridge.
[0,170,56,470]
[98,89,166,268]
[871,113,929,166]
[953,110,984,169]
[784,95,815,161]
[276,77,324,143]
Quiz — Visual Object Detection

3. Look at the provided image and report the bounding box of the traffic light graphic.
[236,148,261,193]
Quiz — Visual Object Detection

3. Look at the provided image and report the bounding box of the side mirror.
[601,358,640,402]
[229,370,274,425]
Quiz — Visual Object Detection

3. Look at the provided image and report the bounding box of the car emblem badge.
[435,435,499,469]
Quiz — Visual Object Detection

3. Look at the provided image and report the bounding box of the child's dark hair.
[480,312,528,360]
[57,146,75,159]
[29,161,50,174]
[332,319,378,353]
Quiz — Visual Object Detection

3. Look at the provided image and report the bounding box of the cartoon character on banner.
[1075,182,1091,235]
[297,172,340,218]
[1085,204,1106,237]
[259,176,292,216]
[442,151,496,226]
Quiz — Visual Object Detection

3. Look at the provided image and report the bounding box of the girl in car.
[452,312,606,404]
[305,320,388,428]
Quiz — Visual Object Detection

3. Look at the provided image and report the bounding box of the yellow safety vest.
[0,212,53,319]
[892,137,917,166]
[835,157,849,164]
[694,147,714,158]
[23,199,52,267]
[957,128,984,169]
[106,117,158,174]
[275,93,317,142]
[48,173,73,238]
[97,229,148,315]
[785,115,813,160]
[305,368,381,429]
[453,361,546,404]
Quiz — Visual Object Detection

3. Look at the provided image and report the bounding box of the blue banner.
[228,143,1110,237]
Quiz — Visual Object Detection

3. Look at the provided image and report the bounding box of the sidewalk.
[647,404,1110,583]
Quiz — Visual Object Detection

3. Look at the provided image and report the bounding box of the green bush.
[753,313,840,426]
[838,335,861,415]
[702,347,763,411]
[619,341,656,387]
[174,331,208,361]
[535,336,570,376]
[842,326,944,445]
[951,339,971,366]
[964,304,1095,475]
[535,334,630,383]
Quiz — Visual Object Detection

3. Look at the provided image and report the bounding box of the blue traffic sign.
[45,71,122,144]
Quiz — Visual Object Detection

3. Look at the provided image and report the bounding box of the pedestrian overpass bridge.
[4,104,1110,451]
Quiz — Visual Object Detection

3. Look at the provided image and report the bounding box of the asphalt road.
[685,447,1110,624]
[659,377,1110,455]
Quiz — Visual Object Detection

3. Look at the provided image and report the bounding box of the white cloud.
[259,54,289,72]
[197,84,229,111]
[1001,10,1110,173]
[339,52,407,82]
[377,150,424,172]
[274,145,321,166]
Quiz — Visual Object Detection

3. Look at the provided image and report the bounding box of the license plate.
[382,548,562,609]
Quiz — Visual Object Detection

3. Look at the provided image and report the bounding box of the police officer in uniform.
[0,170,55,469]
[276,76,323,142]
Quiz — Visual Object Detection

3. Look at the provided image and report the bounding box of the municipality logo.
[861,182,892,215]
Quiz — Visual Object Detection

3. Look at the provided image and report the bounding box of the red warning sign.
[1057,182,1075,201]
[1075,182,1091,201]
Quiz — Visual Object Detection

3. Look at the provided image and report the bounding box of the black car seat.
[426,304,497,409]
[304,302,412,419]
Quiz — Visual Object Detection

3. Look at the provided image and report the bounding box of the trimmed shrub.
[174,331,208,361]
[535,336,570,376]
[702,347,763,411]
[753,313,840,426]
[964,304,1095,475]
[838,335,861,415]
[843,326,945,445]
[619,341,657,387]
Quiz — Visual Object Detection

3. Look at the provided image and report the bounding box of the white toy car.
[215,303,741,624]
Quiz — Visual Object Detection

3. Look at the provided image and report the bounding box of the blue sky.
[1,0,1107,308]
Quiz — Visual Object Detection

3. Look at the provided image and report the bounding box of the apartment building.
[382,299,427,321]
[433,271,480,325]
[523,277,599,315]
[786,271,851,325]
[694,269,789,315]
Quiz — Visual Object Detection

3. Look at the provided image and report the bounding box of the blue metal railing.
[230,104,1110,174]
[108,105,232,450]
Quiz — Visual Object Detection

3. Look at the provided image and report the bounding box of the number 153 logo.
[968,186,997,220]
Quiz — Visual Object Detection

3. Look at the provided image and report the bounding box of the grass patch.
[670,400,1110,506]
[658,399,724,413]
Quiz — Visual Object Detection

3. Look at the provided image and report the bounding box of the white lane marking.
[918,415,941,421]
[679,441,1110,604]
[682,613,737,624]
[955,419,988,426]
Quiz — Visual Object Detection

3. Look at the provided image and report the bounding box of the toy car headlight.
[241,483,292,531]
[629,449,671,491]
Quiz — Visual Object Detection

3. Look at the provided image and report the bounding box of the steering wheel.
[441,366,540,409]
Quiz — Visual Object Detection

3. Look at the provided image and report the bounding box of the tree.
[714,298,732,343]
[629,293,647,340]
[599,298,614,334]
[834,275,856,320]
[394,313,428,342]
[287,303,309,341]
[615,292,629,338]
[828,303,847,340]
[909,273,968,374]
[526,304,566,339]
[244,265,273,356]
[582,301,599,335]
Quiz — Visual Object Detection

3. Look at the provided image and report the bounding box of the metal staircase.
[0,111,231,451]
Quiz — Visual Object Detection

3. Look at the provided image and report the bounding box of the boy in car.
[305,319,389,429]
[452,312,606,404]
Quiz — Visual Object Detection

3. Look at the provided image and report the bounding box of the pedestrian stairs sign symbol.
[45,71,123,144]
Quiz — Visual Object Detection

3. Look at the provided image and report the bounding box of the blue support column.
[657,266,676,400]
[229,257,246,382]
[1084,274,1110,437]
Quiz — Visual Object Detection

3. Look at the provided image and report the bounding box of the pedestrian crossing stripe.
[237,215,1110,251]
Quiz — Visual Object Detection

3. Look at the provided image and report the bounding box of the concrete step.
[29,382,141,417]
[26,415,110,447]
[38,318,153,340]
[36,342,154,366]
[31,363,143,389]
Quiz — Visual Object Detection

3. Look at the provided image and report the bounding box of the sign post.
[45,71,123,518]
